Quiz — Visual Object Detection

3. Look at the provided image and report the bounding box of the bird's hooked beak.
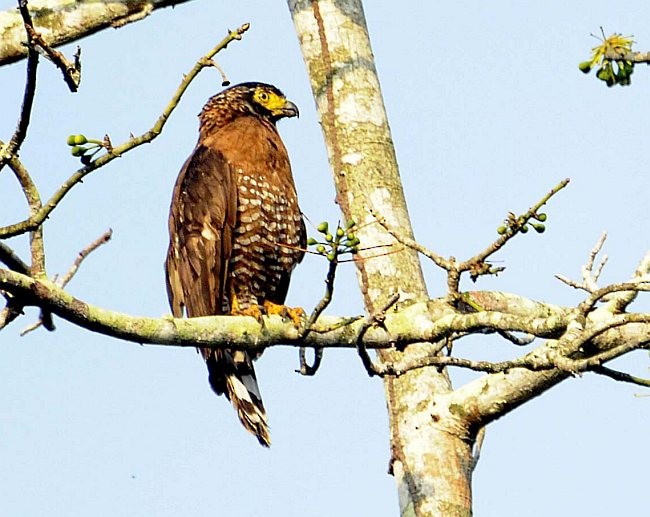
[281,100,299,119]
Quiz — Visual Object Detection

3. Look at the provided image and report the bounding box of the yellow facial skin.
[252,87,297,118]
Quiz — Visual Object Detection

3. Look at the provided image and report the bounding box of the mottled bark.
[0,0,195,66]
[288,1,474,515]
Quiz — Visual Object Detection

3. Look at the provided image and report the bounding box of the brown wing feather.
[165,142,271,446]
[166,144,235,318]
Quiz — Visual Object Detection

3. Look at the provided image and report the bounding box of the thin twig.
[0,243,30,274]
[297,254,339,375]
[371,207,452,269]
[24,25,81,92]
[21,229,113,335]
[0,299,24,330]
[582,232,608,292]
[590,365,650,388]
[0,0,39,174]
[556,233,609,294]
[56,229,113,288]
[201,58,230,86]
[355,293,399,377]
[455,178,571,282]
[579,281,650,315]
[373,179,570,296]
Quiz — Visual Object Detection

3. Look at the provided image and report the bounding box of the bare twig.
[373,179,570,296]
[607,251,650,313]
[5,154,45,277]
[21,229,113,335]
[0,243,30,274]
[56,229,113,288]
[356,293,399,377]
[455,178,571,286]
[0,299,24,330]
[297,347,323,376]
[586,233,609,284]
[579,281,650,315]
[0,23,251,240]
[200,58,231,86]
[590,365,650,388]
[556,233,608,293]
[25,25,81,92]
[0,0,39,174]
[371,208,452,270]
[296,257,338,376]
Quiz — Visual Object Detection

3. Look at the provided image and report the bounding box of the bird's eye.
[258,91,269,102]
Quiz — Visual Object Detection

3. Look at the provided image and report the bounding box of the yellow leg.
[230,292,263,321]
[230,291,304,325]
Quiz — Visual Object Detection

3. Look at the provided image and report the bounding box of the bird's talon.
[263,301,305,326]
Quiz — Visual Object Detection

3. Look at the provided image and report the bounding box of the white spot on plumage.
[201,224,217,240]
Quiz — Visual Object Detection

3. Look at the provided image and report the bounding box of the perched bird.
[165,82,305,446]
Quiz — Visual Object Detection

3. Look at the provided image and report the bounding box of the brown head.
[198,82,299,137]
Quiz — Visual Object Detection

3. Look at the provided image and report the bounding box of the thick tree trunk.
[287,1,475,515]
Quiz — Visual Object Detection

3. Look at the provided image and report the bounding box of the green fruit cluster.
[580,59,634,87]
[308,219,359,262]
[497,212,547,236]
[66,134,103,165]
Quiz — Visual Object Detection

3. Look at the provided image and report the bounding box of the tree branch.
[374,178,570,296]
[0,0,199,66]
[0,0,39,174]
[24,23,81,92]
[0,266,584,350]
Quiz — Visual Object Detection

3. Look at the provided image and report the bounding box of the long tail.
[202,348,270,447]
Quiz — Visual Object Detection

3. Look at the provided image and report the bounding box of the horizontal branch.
[0,267,573,350]
[0,0,197,66]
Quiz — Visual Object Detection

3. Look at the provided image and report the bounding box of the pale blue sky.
[1,1,648,516]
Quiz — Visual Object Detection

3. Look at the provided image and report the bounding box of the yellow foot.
[263,301,305,326]
[232,304,264,322]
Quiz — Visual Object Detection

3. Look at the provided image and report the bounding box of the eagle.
[165,82,305,446]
